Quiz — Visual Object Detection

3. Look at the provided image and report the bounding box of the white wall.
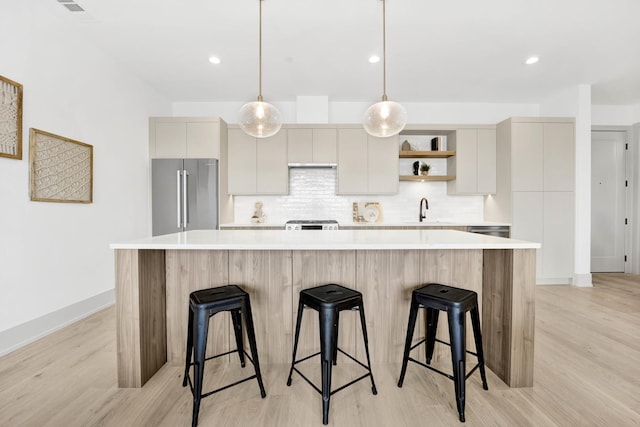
[0,2,171,352]
[174,101,539,125]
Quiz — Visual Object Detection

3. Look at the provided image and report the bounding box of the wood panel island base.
[111,230,539,389]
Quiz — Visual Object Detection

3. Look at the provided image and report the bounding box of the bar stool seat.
[182,285,266,427]
[286,284,377,425]
[398,283,488,423]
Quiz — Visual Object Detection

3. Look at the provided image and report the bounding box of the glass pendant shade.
[363,100,407,137]
[238,100,282,138]
[364,0,407,138]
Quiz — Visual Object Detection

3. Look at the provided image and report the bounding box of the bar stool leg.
[331,311,339,366]
[319,307,335,425]
[425,307,439,364]
[191,309,210,427]
[241,298,266,398]
[448,309,467,423]
[398,298,419,387]
[287,299,305,386]
[357,303,377,395]
[470,306,489,390]
[230,309,246,367]
[182,306,194,387]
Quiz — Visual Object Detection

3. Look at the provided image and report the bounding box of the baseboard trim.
[572,273,593,287]
[0,289,115,357]
[536,278,573,285]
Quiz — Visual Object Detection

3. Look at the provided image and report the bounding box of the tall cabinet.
[486,117,575,284]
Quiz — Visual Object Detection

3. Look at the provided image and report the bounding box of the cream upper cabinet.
[287,129,313,163]
[150,117,221,159]
[367,134,399,193]
[287,128,337,163]
[447,128,496,194]
[227,128,288,195]
[543,122,575,192]
[337,128,397,195]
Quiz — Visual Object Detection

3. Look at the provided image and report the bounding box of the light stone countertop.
[111,229,538,250]
[219,221,510,228]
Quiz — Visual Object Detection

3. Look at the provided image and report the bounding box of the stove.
[284,220,339,231]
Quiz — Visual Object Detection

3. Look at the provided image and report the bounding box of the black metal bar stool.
[182,285,266,427]
[397,283,488,423]
[286,284,377,425]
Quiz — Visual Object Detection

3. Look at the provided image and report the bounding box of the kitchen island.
[111,229,539,389]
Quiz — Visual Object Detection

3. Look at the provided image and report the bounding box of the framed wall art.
[0,75,23,159]
[29,128,93,203]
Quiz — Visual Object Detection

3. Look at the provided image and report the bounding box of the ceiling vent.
[57,0,85,12]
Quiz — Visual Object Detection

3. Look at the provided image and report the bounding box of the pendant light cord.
[258,0,263,101]
[382,0,387,101]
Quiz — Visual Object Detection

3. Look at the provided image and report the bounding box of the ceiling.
[46,0,640,106]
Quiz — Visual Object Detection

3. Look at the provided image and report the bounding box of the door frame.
[591,126,633,274]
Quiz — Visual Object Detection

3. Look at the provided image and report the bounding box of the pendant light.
[363,0,407,137]
[238,0,282,138]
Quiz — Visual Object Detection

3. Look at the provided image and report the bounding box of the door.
[591,131,626,272]
[184,159,218,231]
[152,159,183,236]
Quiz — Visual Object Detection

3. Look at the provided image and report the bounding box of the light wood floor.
[1,273,639,426]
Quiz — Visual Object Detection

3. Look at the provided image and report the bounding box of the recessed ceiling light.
[525,56,539,65]
[369,55,380,64]
[209,56,221,65]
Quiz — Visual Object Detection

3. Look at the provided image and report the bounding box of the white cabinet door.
[543,122,575,192]
[256,131,288,194]
[155,122,187,158]
[337,129,368,194]
[287,129,313,163]
[367,134,398,194]
[512,122,543,191]
[227,129,257,194]
[152,119,220,159]
[448,129,478,194]
[477,128,496,194]
[287,128,337,164]
[447,128,496,195]
[186,121,220,158]
[313,128,337,163]
[543,191,575,279]
[228,129,287,195]
[511,191,544,279]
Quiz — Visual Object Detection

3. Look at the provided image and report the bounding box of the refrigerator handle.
[183,169,189,228]
[176,170,182,229]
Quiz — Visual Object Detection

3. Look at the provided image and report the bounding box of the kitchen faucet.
[419,197,429,222]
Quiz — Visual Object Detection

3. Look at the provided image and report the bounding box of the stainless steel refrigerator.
[152,159,219,236]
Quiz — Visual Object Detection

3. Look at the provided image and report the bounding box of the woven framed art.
[29,128,93,203]
[0,75,23,160]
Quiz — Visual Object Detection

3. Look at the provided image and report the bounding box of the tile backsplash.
[233,168,484,224]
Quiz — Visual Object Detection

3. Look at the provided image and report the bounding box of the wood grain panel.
[481,249,512,383]
[291,251,357,363]
[482,248,536,387]
[165,250,229,364]
[416,249,484,364]
[356,250,421,364]
[115,249,166,387]
[229,250,293,364]
[508,249,536,386]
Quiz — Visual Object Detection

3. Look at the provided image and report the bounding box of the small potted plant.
[420,163,431,176]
